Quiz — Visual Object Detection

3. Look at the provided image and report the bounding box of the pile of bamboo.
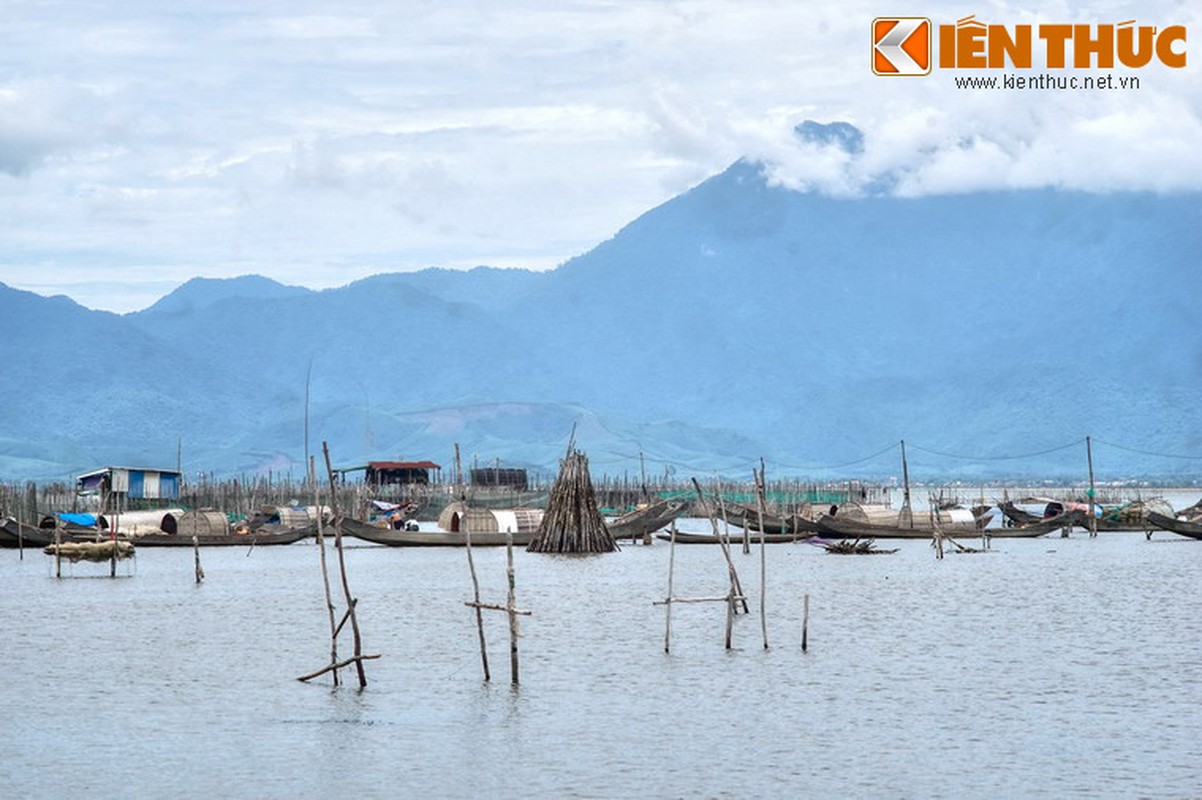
[822,538,897,555]
[527,447,617,554]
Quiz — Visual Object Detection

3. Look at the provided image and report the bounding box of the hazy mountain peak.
[136,275,310,317]
[793,120,864,155]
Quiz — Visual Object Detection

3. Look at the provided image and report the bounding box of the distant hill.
[2,125,1199,482]
[135,275,313,317]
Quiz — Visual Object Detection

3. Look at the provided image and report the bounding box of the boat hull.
[1146,511,1202,540]
[654,530,814,545]
[815,510,1082,540]
[340,517,533,547]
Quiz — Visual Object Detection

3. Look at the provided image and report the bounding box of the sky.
[1,0,1199,313]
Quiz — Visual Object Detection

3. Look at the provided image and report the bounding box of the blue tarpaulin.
[57,513,97,527]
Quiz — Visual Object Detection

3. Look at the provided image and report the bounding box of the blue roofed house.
[77,466,182,511]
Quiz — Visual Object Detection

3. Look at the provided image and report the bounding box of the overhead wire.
[1092,438,1202,461]
[905,438,1086,461]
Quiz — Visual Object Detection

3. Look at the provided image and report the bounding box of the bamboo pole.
[755,463,769,651]
[717,476,746,555]
[193,533,204,583]
[657,497,749,651]
[109,490,118,578]
[724,573,735,649]
[691,478,748,615]
[932,503,945,560]
[297,653,383,683]
[299,441,378,689]
[802,594,809,652]
[506,531,519,685]
[326,443,368,688]
[1086,435,1098,538]
[692,477,747,646]
[311,456,340,687]
[465,527,491,682]
[663,518,677,654]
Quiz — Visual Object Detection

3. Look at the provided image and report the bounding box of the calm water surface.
[2,522,1200,798]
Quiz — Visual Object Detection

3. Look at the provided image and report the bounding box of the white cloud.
[0,0,1199,312]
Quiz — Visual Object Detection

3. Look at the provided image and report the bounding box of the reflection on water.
[2,522,1201,798]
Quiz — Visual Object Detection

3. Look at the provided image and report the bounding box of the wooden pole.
[323,442,370,689]
[454,443,463,498]
[802,593,810,652]
[691,478,748,615]
[932,505,945,560]
[462,536,531,683]
[663,518,677,654]
[756,462,769,650]
[193,533,204,583]
[715,482,738,553]
[108,487,119,578]
[639,450,648,504]
[900,439,913,529]
[506,531,519,685]
[1086,435,1098,538]
[465,527,491,681]
[311,456,340,687]
[725,576,734,650]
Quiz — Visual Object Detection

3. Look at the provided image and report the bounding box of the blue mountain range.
[2,123,1199,482]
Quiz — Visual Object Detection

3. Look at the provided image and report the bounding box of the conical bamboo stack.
[527,448,617,553]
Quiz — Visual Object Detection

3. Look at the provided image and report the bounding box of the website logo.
[872,17,932,75]
[872,15,1187,76]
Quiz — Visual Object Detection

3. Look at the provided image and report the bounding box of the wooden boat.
[998,500,1043,527]
[1173,498,1202,519]
[654,529,815,545]
[1003,498,1169,533]
[816,508,1082,540]
[0,517,108,548]
[2,512,309,548]
[338,516,535,547]
[983,510,1085,537]
[607,499,686,540]
[1145,511,1202,540]
[125,525,312,547]
[718,501,800,535]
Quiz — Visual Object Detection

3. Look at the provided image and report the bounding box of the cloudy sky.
[2,0,1199,312]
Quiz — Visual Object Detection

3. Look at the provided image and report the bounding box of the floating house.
[362,460,441,486]
[76,466,182,508]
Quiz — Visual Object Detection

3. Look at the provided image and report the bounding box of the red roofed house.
[364,460,441,486]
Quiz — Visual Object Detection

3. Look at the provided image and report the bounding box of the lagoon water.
[3,520,1201,799]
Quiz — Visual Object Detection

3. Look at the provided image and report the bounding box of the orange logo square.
[872,17,931,75]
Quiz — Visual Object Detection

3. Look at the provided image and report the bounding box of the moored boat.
[654,529,815,545]
[1145,510,1202,540]
[718,501,799,535]
[338,515,535,546]
[816,508,1081,539]
[126,526,312,547]
[1,516,109,548]
[983,509,1085,538]
[607,499,686,540]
